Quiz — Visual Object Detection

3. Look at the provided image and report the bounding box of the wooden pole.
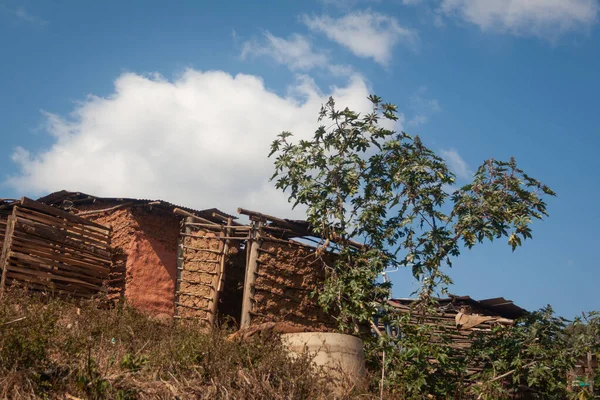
[173,208,217,225]
[237,207,365,250]
[209,218,232,326]
[240,221,262,329]
[0,208,17,298]
[174,217,192,319]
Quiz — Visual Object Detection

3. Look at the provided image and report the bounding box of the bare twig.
[2,316,26,326]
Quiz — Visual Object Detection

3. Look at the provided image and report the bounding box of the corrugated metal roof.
[36,190,237,220]
[389,294,527,319]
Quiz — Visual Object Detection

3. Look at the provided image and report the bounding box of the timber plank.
[3,278,92,298]
[16,209,109,242]
[9,251,106,284]
[5,268,97,294]
[10,243,109,276]
[15,214,109,250]
[12,232,111,263]
[6,263,102,291]
[13,219,111,259]
[21,197,108,230]
[0,213,16,295]
[11,234,111,266]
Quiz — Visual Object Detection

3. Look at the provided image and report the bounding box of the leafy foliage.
[270,95,555,332]
[267,95,591,398]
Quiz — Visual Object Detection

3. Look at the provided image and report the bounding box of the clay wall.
[83,205,179,316]
[177,228,220,320]
[251,240,337,331]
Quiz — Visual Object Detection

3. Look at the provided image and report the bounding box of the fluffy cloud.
[241,32,330,71]
[407,86,441,127]
[439,0,599,38]
[302,10,418,65]
[440,148,472,180]
[7,70,381,218]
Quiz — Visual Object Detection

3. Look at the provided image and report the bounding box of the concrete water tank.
[281,332,366,383]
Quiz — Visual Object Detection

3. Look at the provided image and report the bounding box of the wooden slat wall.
[0,199,111,298]
[0,217,6,249]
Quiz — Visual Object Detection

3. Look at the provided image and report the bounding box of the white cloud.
[320,0,381,8]
[439,0,599,38]
[241,32,330,71]
[440,148,472,180]
[302,11,419,65]
[408,114,428,127]
[7,70,382,218]
[407,86,440,127]
[0,6,47,25]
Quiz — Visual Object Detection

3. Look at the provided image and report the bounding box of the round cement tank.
[281,332,366,383]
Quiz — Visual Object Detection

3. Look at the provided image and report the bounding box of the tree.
[269,95,566,398]
[269,95,555,333]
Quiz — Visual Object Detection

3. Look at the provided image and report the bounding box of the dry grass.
[0,288,387,399]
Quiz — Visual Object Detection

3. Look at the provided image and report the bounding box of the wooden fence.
[0,197,112,298]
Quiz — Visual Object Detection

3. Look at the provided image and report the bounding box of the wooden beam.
[14,218,111,259]
[240,221,263,329]
[238,207,308,233]
[75,202,134,216]
[173,208,216,225]
[174,217,192,320]
[238,206,365,250]
[209,217,232,325]
[0,210,17,297]
[21,197,108,230]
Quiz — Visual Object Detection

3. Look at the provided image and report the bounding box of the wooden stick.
[16,208,110,239]
[181,245,221,254]
[21,197,107,230]
[238,207,310,234]
[0,210,17,298]
[182,258,220,264]
[186,223,249,231]
[240,221,262,329]
[76,202,134,216]
[174,217,192,319]
[14,218,112,259]
[173,208,216,225]
[209,218,232,325]
[218,218,232,293]
[180,233,248,240]
[175,302,212,310]
[3,316,26,326]
[178,292,215,300]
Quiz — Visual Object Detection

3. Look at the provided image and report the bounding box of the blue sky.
[1,0,599,318]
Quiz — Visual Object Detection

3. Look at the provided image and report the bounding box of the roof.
[389,294,527,320]
[37,190,237,221]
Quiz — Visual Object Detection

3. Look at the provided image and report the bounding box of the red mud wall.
[252,241,337,331]
[84,206,179,316]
